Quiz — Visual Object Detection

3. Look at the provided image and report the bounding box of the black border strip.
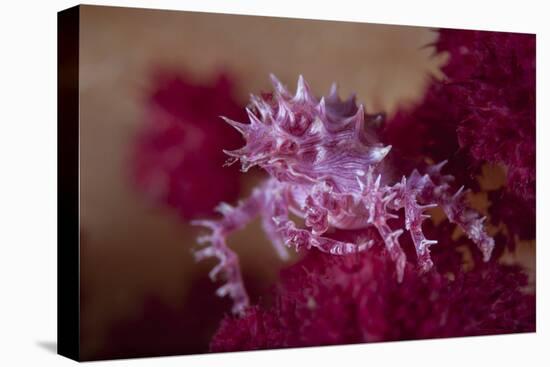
[57,5,80,361]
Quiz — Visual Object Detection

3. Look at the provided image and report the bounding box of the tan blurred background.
[78,5,454,360]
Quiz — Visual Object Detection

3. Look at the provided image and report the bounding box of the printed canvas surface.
[74,5,535,360]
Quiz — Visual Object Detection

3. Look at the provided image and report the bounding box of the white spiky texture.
[223,75,391,191]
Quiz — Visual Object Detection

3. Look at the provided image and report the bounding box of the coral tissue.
[132,73,245,220]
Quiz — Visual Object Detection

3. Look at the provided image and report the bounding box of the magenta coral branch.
[131,73,244,220]
[210,249,535,351]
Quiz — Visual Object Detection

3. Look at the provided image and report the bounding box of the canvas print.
[58,4,536,361]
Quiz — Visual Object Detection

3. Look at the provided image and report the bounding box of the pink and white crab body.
[193,75,495,315]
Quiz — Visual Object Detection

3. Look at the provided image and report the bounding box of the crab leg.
[418,163,495,262]
[275,218,372,255]
[192,188,264,315]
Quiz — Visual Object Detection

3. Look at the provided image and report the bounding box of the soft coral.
[131,73,245,220]
[211,242,534,352]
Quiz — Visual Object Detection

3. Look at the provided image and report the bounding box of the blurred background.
[78,5,532,361]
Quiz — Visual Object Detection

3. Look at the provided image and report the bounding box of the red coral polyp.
[439,30,536,206]
[132,73,245,220]
[210,249,534,351]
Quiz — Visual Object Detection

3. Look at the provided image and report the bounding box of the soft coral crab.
[193,75,494,315]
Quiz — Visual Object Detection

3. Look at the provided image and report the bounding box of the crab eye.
[278,139,298,155]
